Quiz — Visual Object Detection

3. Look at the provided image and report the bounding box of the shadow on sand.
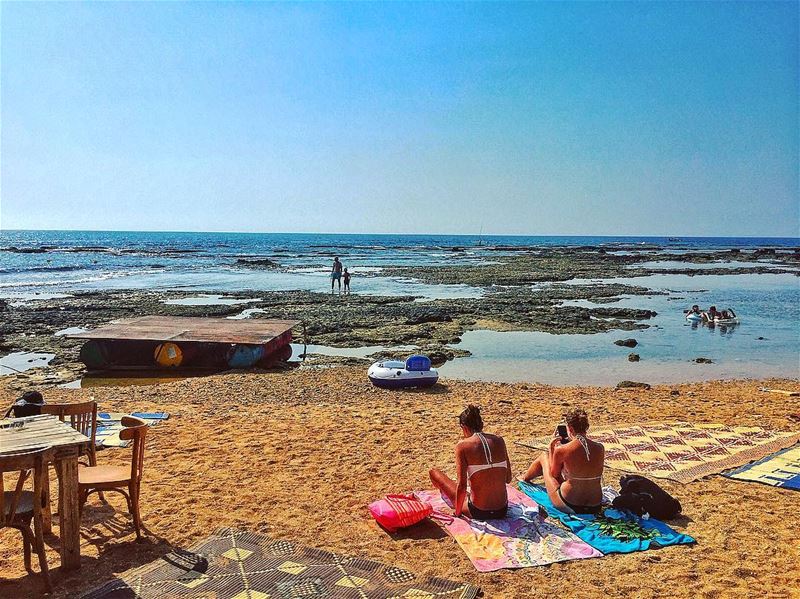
[0,501,174,599]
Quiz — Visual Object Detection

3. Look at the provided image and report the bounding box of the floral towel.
[414,485,601,572]
[518,482,695,555]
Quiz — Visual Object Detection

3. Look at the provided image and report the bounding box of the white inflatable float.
[368,355,439,389]
[713,316,740,325]
[685,308,739,325]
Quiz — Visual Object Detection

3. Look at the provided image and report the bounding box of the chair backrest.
[41,400,97,461]
[0,447,51,527]
[119,416,147,483]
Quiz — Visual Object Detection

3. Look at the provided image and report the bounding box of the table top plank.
[0,415,91,455]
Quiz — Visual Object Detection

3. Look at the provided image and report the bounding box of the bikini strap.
[575,434,591,461]
[476,432,492,463]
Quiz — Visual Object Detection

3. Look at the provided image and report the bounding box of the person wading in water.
[331,257,343,294]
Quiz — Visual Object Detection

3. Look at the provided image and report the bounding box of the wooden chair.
[41,399,103,507]
[0,446,53,593]
[41,400,98,468]
[78,416,147,539]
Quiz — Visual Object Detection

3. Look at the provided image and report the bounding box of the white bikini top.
[466,432,508,480]
[562,434,603,481]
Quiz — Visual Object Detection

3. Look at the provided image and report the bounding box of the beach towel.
[517,422,800,484]
[517,482,694,555]
[81,527,479,599]
[723,444,800,490]
[131,412,170,420]
[95,412,169,448]
[414,485,601,572]
[98,411,170,421]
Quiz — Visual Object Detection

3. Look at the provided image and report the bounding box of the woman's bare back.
[458,433,510,510]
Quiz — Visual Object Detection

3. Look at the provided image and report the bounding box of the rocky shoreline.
[381,246,799,285]
[0,284,658,387]
[1,244,797,387]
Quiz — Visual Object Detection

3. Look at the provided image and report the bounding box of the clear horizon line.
[1,227,798,240]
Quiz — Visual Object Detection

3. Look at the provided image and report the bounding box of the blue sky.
[1,2,798,236]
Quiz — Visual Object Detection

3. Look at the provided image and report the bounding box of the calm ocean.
[1,230,798,294]
[1,230,798,385]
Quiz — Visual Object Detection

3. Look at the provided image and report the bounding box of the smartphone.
[556,424,569,444]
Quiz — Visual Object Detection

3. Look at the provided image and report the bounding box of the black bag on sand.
[3,390,45,419]
[612,474,682,520]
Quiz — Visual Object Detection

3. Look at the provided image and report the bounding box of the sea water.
[1,230,798,385]
[440,272,800,385]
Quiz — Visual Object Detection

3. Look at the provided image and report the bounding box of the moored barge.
[68,316,299,371]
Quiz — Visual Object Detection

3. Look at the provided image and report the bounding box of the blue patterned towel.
[518,482,694,555]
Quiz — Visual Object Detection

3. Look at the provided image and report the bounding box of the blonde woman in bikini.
[429,405,512,520]
[521,408,605,514]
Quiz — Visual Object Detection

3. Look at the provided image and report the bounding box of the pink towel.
[414,485,601,572]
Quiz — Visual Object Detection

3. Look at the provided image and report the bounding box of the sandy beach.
[2,368,798,598]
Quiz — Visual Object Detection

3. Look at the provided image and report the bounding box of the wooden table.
[0,414,90,571]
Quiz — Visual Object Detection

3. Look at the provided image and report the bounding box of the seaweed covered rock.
[614,338,639,348]
[616,380,651,390]
[403,307,452,325]
[235,258,280,269]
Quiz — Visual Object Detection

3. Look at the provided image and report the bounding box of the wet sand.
[1,369,799,598]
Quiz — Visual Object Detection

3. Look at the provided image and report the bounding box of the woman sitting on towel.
[429,405,511,520]
[521,408,605,514]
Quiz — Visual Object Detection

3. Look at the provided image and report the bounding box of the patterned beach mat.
[724,444,800,490]
[414,485,601,571]
[516,422,800,484]
[81,527,479,599]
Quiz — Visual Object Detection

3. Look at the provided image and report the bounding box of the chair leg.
[122,489,133,514]
[21,526,33,572]
[130,483,142,540]
[89,453,106,503]
[79,488,88,516]
[32,508,53,593]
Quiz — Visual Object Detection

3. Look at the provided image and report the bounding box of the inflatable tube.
[154,342,183,368]
[713,317,740,325]
[368,357,439,389]
[685,313,703,322]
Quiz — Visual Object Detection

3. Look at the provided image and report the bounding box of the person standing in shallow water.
[343,268,351,294]
[330,257,343,294]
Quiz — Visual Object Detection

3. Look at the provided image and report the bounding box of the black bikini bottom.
[468,500,508,520]
[557,486,602,515]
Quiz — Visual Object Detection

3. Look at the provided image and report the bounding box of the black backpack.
[4,391,45,419]
[612,474,682,520]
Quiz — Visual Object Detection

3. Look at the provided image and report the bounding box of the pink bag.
[369,493,451,532]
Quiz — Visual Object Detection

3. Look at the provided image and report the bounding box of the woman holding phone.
[521,408,605,514]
